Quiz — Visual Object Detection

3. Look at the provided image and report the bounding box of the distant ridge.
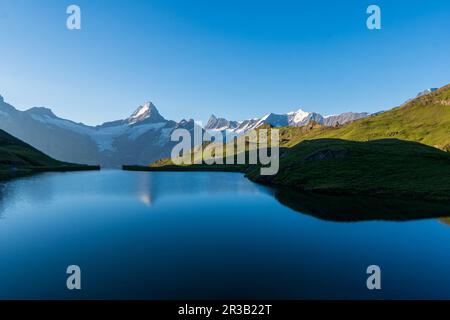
[0,86,442,166]
[205,109,369,135]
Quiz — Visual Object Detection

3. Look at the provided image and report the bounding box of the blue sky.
[0,0,449,125]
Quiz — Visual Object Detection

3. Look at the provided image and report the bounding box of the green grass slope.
[286,84,450,150]
[0,129,99,181]
[131,84,450,202]
[247,138,450,201]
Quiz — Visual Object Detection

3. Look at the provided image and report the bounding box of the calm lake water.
[0,170,449,299]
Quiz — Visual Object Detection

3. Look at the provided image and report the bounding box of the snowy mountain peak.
[127,101,165,124]
[287,108,310,124]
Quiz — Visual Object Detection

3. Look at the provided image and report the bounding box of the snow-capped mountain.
[0,96,195,167]
[126,101,166,124]
[1,92,409,167]
[0,87,436,167]
[205,108,369,135]
[2,93,370,167]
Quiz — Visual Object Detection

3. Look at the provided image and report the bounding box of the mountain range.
[205,109,369,134]
[0,96,204,167]
[143,84,450,202]
[0,88,436,167]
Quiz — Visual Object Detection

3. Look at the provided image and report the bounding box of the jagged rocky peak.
[205,114,218,128]
[127,101,165,124]
[205,114,239,130]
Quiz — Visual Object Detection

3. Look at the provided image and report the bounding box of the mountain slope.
[0,97,183,167]
[0,129,98,180]
[1,85,442,168]
[130,136,450,202]
[291,84,450,150]
[246,138,450,202]
[140,84,450,202]
[0,96,103,165]
[0,129,63,167]
[0,93,371,167]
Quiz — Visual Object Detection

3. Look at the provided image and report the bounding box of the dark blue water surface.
[0,170,449,299]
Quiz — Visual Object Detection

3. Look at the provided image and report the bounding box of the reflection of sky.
[0,171,448,227]
[1,170,450,299]
[0,170,273,216]
[134,171,273,207]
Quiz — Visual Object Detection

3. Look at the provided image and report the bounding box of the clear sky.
[0,0,449,125]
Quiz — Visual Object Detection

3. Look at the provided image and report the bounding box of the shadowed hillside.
[0,129,99,181]
[246,138,450,202]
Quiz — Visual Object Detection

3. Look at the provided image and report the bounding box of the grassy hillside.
[129,137,450,202]
[246,138,450,202]
[0,129,99,181]
[131,84,450,202]
[284,84,450,150]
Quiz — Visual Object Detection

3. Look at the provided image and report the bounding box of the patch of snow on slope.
[30,113,130,151]
[91,125,129,152]
[128,122,167,140]
[157,127,174,146]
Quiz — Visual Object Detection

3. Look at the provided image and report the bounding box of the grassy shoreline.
[123,138,450,203]
[124,163,450,203]
[254,139,450,203]
[123,85,450,204]
[0,164,101,182]
[123,164,246,173]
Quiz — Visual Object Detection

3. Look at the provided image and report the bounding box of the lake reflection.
[275,188,450,222]
[0,170,449,299]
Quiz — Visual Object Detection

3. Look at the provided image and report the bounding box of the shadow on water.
[2,170,449,225]
[274,188,450,222]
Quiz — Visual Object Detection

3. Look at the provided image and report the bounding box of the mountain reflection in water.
[274,188,450,222]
